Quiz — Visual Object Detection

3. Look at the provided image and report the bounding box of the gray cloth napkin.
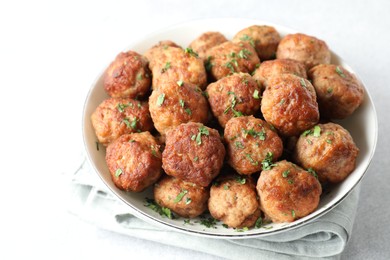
[67,158,360,260]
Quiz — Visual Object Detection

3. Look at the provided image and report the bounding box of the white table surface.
[1,0,389,259]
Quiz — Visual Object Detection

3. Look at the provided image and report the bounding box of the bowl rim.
[82,17,378,239]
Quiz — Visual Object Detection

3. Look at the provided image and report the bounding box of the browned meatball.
[149,46,207,90]
[293,123,359,183]
[207,41,260,81]
[261,74,319,136]
[252,59,307,88]
[148,81,209,136]
[276,33,331,69]
[232,25,281,60]
[188,31,228,60]
[162,122,226,187]
[104,51,151,98]
[91,97,153,146]
[309,64,364,119]
[154,175,209,218]
[257,160,322,223]
[144,40,182,67]
[224,116,283,175]
[206,73,261,128]
[208,173,261,228]
[106,132,162,192]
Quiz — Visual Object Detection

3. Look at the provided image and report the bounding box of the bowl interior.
[82,18,377,238]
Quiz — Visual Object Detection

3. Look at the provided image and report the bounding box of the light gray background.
[1,0,389,259]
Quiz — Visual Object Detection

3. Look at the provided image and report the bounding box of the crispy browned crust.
[104,51,151,98]
[293,123,359,183]
[309,64,364,119]
[91,97,153,146]
[261,74,319,136]
[188,31,228,61]
[162,122,226,187]
[257,160,322,223]
[276,33,331,69]
[106,132,162,192]
[154,175,209,218]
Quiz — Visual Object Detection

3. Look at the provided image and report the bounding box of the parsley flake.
[313,125,321,137]
[161,62,171,73]
[238,49,252,59]
[157,93,165,106]
[115,168,123,177]
[184,48,199,57]
[307,168,318,179]
[246,153,259,166]
[174,189,188,203]
[236,176,246,185]
[177,80,184,86]
[144,198,173,219]
[336,66,346,78]
[261,152,277,170]
[282,170,290,178]
[300,78,307,88]
[253,89,260,99]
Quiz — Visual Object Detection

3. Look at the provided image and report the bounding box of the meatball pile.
[90,24,364,229]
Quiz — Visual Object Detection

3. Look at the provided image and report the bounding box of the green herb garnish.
[115,168,123,177]
[255,217,263,228]
[174,189,188,203]
[157,93,165,106]
[177,80,184,86]
[161,62,171,73]
[184,48,199,57]
[313,125,321,137]
[291,210,296,218]
[307,168,318,179]
[246,153,259,166]
[194,125,209,145]
[235,141,245,149]
[282,170,290,178]
[236,176,246,185]
[300,78,307,88]
[242,128,266,140]
[239,34,255,47]
[336,66,346,78]
[144,198,173,219]
[253,89,260,99]
[200,217,217,228]
[261,152,277,170]
[238,49,252,59]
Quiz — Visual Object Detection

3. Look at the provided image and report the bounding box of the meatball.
[91,97,153,146]
[148,81,209,136]
[154,175,209,218]
[232,25,281,60]
[149,46,207,90]
[308,64,364,119]
[256,160,322,223]
[261,74,319,136]
[104,51,151,98]
[206,73,261,128]
[208,173,261,228]
[188,31,228,60]
[276,33,331,69]
[162,122,226,187]
[144,40,182,69]
[207,41,260,81]
[252,59,307,88]
[105,132,162,192]
[224,116,283,175]
[293,123,359,183]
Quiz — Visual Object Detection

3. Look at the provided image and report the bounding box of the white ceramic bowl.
[82,18,378,238]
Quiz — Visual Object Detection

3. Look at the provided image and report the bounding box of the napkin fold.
[67,158,359,260]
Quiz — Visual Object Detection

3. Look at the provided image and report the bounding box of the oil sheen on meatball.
[208,173,261,228]
[104,51,151,98]
[207,41,260,81]
[188,31,228,60]
[91,97,153,146]
[105,132,162,192]
[144,40,182,67]
[276,33,331,69]
[206,73,262,128]
[309,64,364,119]
[224,116,283,175]
[293,123,359,183]
[162,122,226,187]
[232,25,281,60]
[148,81,209,136]
[261,74,319,136]
[257,160,322,223]
[154,175,209,218]
[252,59,307,88]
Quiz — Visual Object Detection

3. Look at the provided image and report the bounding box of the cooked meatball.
[232,25,281,60]
[154,175,209,218]
[293,123,359,183]
[206,73,261,128]
[207,41,260,81]
[149,46,207,90]
[148,81,209,136]
[106,132,162,192]
[276,33,331,69]
[104,51,151,98]
[257,160,322,223]
[144,40,182,67]
[308,64,364,119]
[91,97,153,146]
[224,116,283,175]
[162,122,226,187]
[188,31,228,60]
[208,173,261,228]
[252,59,307,88]
[261,74,319,136]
